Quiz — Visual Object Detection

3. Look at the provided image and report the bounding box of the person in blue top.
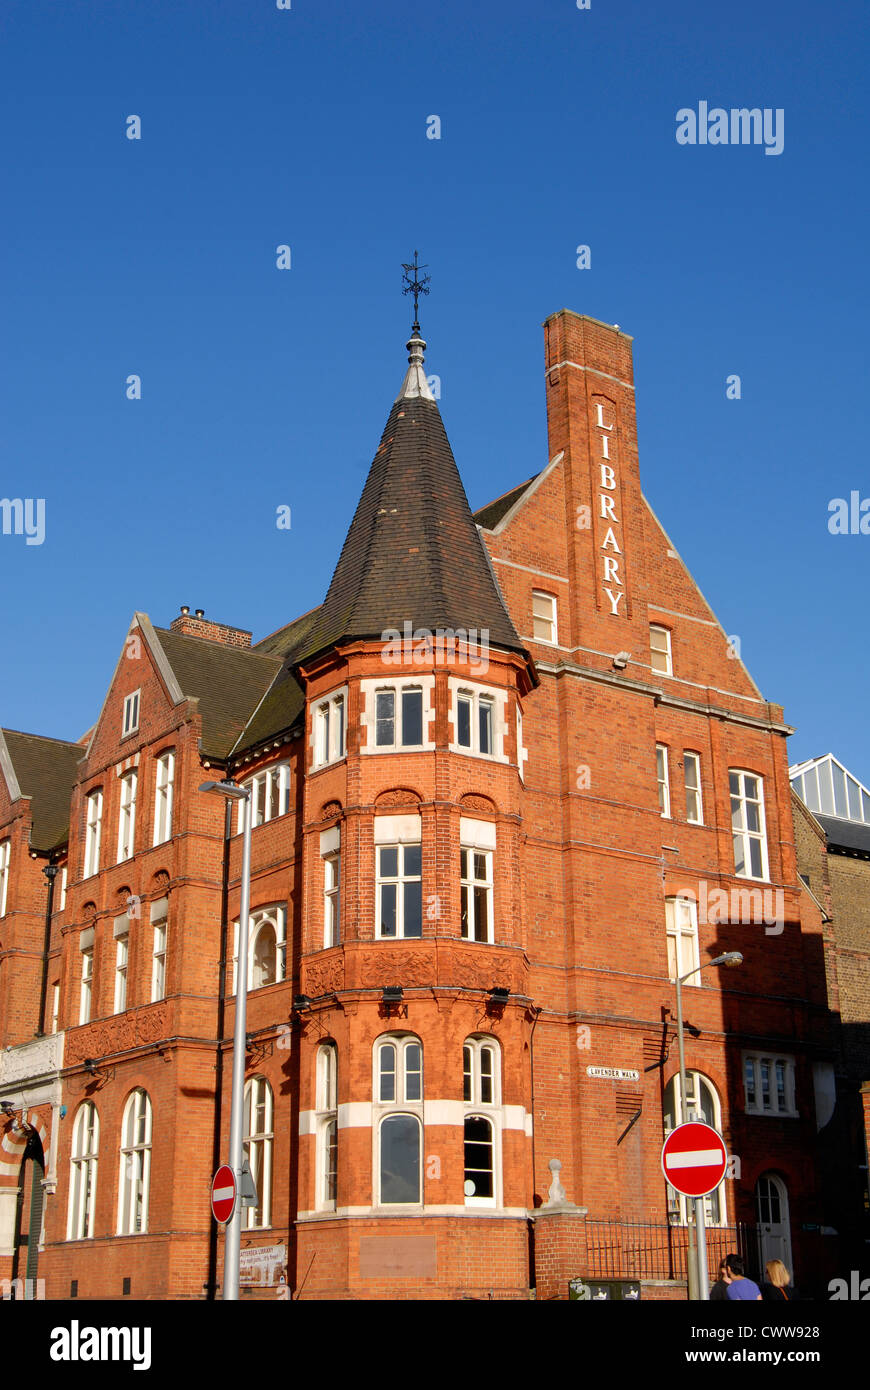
[723,1254,762,1300]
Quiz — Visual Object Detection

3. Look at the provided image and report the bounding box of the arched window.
[462,1037,501,1206]
[315,1044,338,1211]
[663,1072,726,1225]
[252,920,277,989]
[67,1103,99,1240]
[243,1076,273,1229]
[117,1090,152,1235]
[374,1036,423,1206]
[232,904,287,993]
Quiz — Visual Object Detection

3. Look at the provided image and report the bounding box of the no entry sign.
[211,1165,237,1223]
[661,1121,727,1198]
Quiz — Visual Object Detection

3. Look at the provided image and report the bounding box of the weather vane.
[401,250,430,329]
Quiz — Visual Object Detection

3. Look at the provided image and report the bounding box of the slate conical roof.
[306,328,526,661]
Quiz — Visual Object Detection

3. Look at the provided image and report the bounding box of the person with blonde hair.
[762,1258,798,1301]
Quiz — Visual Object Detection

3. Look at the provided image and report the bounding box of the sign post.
[661,1121,727,1302]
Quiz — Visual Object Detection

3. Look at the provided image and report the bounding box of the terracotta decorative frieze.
[459,794,497,814]
[302,954,344,998]
[374,788,422,809]
[357,947,437,988]
[64,1003,170,1065]
[447,947,513,989]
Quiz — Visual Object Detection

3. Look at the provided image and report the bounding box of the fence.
[581,1219,755,1283]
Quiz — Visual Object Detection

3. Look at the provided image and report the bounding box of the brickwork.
[169,611,252,648]
[0,310,847,1301]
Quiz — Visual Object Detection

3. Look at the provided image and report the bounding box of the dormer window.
[312,689,347,768]
[122,691,140,737]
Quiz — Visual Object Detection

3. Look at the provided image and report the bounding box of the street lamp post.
[200,779,252,1302]
[673,950,743,1302]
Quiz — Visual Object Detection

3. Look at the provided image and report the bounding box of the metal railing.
[581,1219,755,1283]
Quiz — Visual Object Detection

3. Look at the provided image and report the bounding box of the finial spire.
[397,251,434,401]
[401,250,430,332]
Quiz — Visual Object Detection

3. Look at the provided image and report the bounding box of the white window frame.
[650,625,672,676]
[532,590,557,645]
[323,841,340,949]
[665,896,700,982]
[150,898,168,1002]
[116,770,137,863]
[360,677,435,753]
[315,1044,338,1212]
[447,678,508,762]
[79,932,95,1026]
[236,761,291,833]
[375,842,423,940]
[83,789,103,879]
[516,704,528,783]
[153,751,175,847]
[113,916,129,1013]
[462,1036,501,1108]
[656,745,670,818]
[57,864,68,912]
[460,845,494,943]
[122,690,140,737]
[50,982,60,1034]
[663,1072,726,1226]
[117,1089,152,1235]
[311,687,348,769]
[232,903,287,993]
[67,1102,99,1240]
[729,769,770,882]
[684,751,703,824]
[742,1052,797,1117]
[373,1035,424,1208]
[243,1076,273,1229]
[0,839,9,917]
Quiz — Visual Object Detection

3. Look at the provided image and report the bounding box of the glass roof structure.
[789,753,870,825]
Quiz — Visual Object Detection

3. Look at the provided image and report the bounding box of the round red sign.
[661,1121,727,1199]
[211,1164,237,1223]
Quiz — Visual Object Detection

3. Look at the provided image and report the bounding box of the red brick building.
[0,310,843,1300]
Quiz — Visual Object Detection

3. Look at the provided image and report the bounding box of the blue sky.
[1,0,867,782]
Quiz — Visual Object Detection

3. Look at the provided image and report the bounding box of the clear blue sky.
[1,0,867,782]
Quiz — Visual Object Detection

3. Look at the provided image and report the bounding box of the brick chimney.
[542,310,648,655]
[169,606,252,649]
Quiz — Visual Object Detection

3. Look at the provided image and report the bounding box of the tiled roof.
[814,813,870,857]
[153,629,281,760]
[1,729,82,852]
[233,607,326,756]
[474,475,539,531]
[305,394,526,660]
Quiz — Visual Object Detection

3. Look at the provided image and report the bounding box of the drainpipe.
[36,864,59,1036]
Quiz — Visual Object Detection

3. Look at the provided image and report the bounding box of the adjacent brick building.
[790,756,870,1265]
[0,310,847,1300]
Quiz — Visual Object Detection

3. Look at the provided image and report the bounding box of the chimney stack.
[170,605,252,649]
